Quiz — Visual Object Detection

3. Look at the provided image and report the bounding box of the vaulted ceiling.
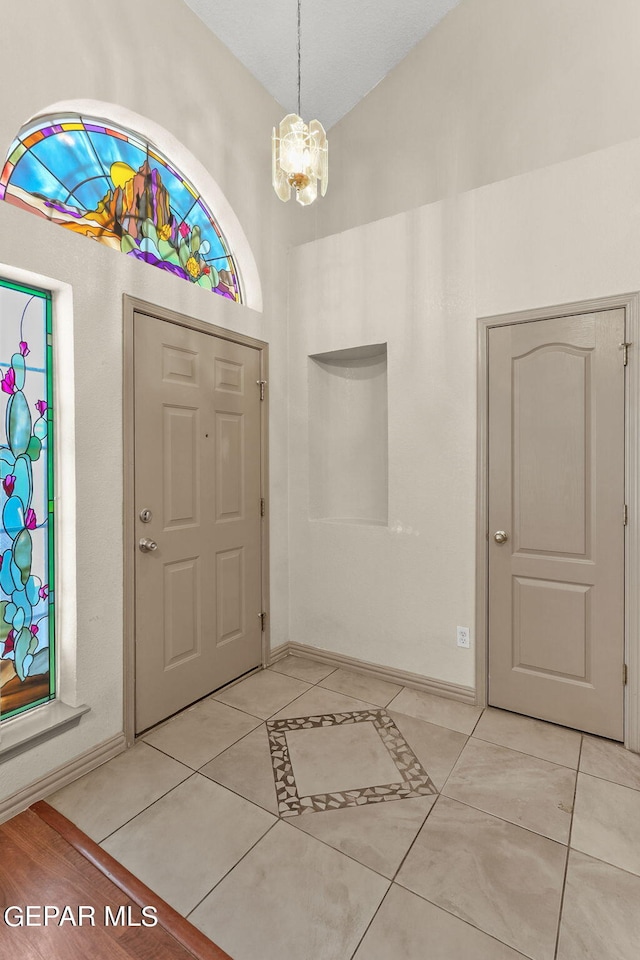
[182,0,463,129]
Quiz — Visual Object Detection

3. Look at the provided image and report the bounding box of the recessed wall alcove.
[308,343,388,525]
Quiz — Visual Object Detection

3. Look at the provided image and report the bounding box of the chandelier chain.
[297,0,301,116]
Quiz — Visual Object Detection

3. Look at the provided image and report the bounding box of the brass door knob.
[494,530,508,544]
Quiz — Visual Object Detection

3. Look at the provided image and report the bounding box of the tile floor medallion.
[266,708,437,817]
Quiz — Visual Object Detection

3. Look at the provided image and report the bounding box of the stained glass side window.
[0,115,241,303]
[0,279,54,722]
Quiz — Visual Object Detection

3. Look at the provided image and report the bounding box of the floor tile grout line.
[389,792,441,885]
[315,674,402,707]
[269,662,339,686]
[428,733,470,798]
[268,662,499,739]
[346,881,394,960]
[184,819,281,921]
[316,679,395,708]
[266,690,381,721]
[97,768,273,850]
[194,721,269,772]
[387,711,481,738]
[207,698,269,723]
[140,758,280,835]
[195,724,287,822]
[435,791,572,847]
[224,664,488,736]
[553,734,583,960]
[468,707,485,737]
[143,730,263,776]
[95,768,199,845]
[470,732,582,770]
[215,680,315,722]
[435,720,578,845]
[141,697,263,738]
[199,771,278,820]
[283,810,406,882]
[134,672,262,738]
[562,844,640,880]
[142,739,203,772]
[575,766,640,793]
[392,876,535,960]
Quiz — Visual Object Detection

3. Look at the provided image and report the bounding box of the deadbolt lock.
[139,508,152,523]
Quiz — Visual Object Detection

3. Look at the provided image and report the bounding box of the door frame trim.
[122,295,270,745]
[476,292,640,751]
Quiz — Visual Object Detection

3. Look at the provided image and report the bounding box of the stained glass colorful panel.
[0,278,55,722]
[1,115,241,303]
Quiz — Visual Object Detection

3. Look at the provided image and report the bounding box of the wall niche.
[308,343,388,525]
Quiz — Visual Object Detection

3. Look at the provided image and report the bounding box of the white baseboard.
[0,732,126,824]
[270,641,476,704]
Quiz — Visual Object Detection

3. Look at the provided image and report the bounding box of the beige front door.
[488,310,625,740]
[134,311,263,733]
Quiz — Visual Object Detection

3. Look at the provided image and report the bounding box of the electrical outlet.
[456,626,471,648]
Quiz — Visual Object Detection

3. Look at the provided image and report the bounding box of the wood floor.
[0,803,231,960]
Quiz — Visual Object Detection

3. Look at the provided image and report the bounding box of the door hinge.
[623,663,628,685]
[624,504,628,526]
[260,497,265,517]
[620,342,632,366]
[257,379,267,400]
[259,611,267,631]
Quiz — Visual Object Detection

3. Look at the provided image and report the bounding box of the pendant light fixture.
[272,0,328,206]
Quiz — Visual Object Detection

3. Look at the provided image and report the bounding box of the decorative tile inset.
[266,709,437,818]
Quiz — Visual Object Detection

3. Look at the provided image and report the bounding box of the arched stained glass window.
[0,115,242,302]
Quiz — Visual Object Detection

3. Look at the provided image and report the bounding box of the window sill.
[0,701,90,763]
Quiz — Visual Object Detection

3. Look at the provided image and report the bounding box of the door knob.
[139,538,158,553]
[494,530,508,544]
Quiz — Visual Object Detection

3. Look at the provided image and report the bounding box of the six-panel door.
[134,312,262,733]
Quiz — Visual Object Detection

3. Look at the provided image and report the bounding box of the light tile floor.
[47,657,640,960]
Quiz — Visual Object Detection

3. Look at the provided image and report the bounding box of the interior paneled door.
[134,312,263,733]
[488,310,625,740]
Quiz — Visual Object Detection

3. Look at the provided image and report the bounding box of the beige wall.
[317,0,640,238]
[0,0,295,803]
[289,137,640,685]
[289,192,476,682]
[288,0,640,684]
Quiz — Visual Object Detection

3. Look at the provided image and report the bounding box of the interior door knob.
[494,530,508,544]
[139,538,158,553]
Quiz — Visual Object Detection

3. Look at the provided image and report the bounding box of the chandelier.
[272,0,328,206]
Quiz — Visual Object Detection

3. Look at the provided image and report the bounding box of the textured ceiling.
[182,0,463,129]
